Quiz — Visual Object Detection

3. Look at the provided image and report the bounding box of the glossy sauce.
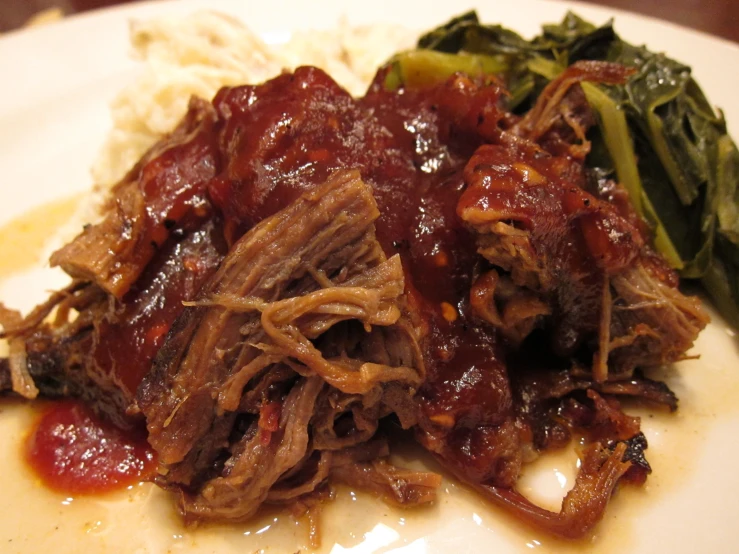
[25,400,156,494]
[93,219,225,395]
[0,64,725,550]
[207,67,510,429]
[0,196,736,554]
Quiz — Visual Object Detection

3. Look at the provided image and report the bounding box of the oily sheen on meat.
[0,62,707,539]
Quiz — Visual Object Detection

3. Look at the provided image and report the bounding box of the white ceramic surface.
[0,1,738,553]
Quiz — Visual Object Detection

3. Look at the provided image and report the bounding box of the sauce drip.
[25,401,156,494]
[0,193,83,279]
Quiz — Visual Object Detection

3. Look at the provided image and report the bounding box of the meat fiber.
[137,170,432,521]
[458,63,709,380]
[0,62,710,541]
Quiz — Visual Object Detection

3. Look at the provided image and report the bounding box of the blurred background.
[0,0,738,42]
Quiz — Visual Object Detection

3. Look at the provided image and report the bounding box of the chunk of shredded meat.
[458,62,709,381]
[137,170,431,521]
[50,98,220,299]
[0,60,711,542]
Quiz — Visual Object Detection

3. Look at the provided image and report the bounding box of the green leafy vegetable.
[392,11,739,328]
[384,50,508,90]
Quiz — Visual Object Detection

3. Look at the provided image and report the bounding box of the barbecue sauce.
[45,69,518,491]
[19,65,667,508]
[207,67,511,411]
[25,400,156,494]
[93,219,225,395]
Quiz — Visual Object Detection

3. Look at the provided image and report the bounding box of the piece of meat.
[410,61,704,540]
[511,61,636,160]
[0,61,710,542]
[0,219,224,427]
[458,130,708,380]
[0,305,39,399]
[208,66,404,248]
[511,363,676,474]
[471,441,632,539]
[416,337,677,539]
[608,262,709,372]
[50,98,220,299]
[458,61,709,379]
[137,170,433,522]
[92,219,225,396]
[0,282,131,426]
[459,139,641,347]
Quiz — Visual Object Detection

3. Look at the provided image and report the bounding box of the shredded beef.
[50,98,220,299]
[0,62,711,541]
[458,63,709,380]
[137,170,431,521]
[0,219,224,426]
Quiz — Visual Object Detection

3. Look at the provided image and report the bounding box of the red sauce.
[457,142,644,355]
[93,220,224,395]
[25,401,157,494]
[88,68,511,406]
[42,65,664,500]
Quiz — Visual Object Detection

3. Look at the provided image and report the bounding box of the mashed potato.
[91,11,413,187]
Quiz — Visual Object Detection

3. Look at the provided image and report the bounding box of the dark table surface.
[575,0,739,43]
[1,0,739,43]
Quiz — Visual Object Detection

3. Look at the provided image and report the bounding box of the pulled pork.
[137,170,435,521]
[458,63,709,381]
[0,61,710,542]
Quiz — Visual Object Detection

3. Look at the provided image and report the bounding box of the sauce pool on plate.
[25,400,157,494]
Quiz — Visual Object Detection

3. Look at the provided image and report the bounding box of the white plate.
[1,1,738,553]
